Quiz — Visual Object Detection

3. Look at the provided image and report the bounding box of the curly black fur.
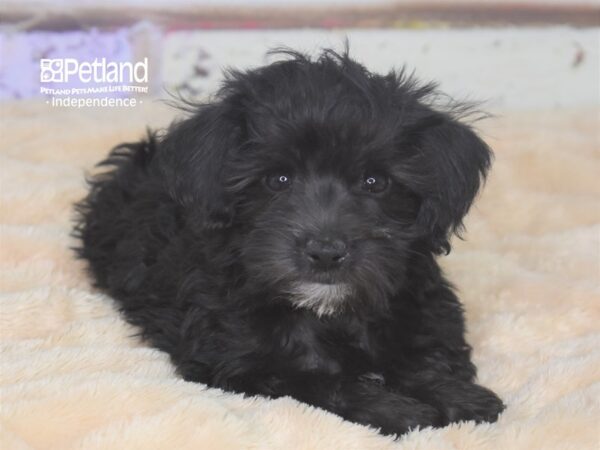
[74,49,504,436]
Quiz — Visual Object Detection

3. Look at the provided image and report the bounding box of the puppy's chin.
[286,282,353,317]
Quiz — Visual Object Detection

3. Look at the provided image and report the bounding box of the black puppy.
[75,49,504,436]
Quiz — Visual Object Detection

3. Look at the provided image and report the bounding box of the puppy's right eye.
[362,172,390,194]
[265,173,293,192]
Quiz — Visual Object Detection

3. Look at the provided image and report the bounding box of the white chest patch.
[288,282,352,317]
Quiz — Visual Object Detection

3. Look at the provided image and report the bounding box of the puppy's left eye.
[362,173,390,194]
[265,173,293,192]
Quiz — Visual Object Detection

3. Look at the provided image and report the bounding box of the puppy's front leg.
[396,375,505,426]
[227,371,441,436]
[328,379,442,436]
[177,344,441,436]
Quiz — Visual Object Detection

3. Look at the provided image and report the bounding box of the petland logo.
[39,57,149,108]
[40,58,148,83]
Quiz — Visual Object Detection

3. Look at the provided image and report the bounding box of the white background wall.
[162,28,600,110]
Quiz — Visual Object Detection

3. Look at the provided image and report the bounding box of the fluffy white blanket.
[1,102,598,449]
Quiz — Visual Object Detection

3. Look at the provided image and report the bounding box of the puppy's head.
[158,50,492,316]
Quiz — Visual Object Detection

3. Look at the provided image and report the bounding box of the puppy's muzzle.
[304,236,348,271]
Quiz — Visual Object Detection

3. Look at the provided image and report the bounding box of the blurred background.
[0,0,598,110]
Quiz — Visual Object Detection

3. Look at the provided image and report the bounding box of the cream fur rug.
[1,101,599,449]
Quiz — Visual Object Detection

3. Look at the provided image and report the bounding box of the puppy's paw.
[377,401,442,437]
[342,382,443,437]
[442,384,504,425]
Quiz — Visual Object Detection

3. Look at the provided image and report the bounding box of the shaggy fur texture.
[73,50,504,436]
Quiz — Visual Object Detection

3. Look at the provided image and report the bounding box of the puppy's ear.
[415,113,492,254]
[156,102,244,231]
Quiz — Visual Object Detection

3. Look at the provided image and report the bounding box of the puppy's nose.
[305,238,348,269]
